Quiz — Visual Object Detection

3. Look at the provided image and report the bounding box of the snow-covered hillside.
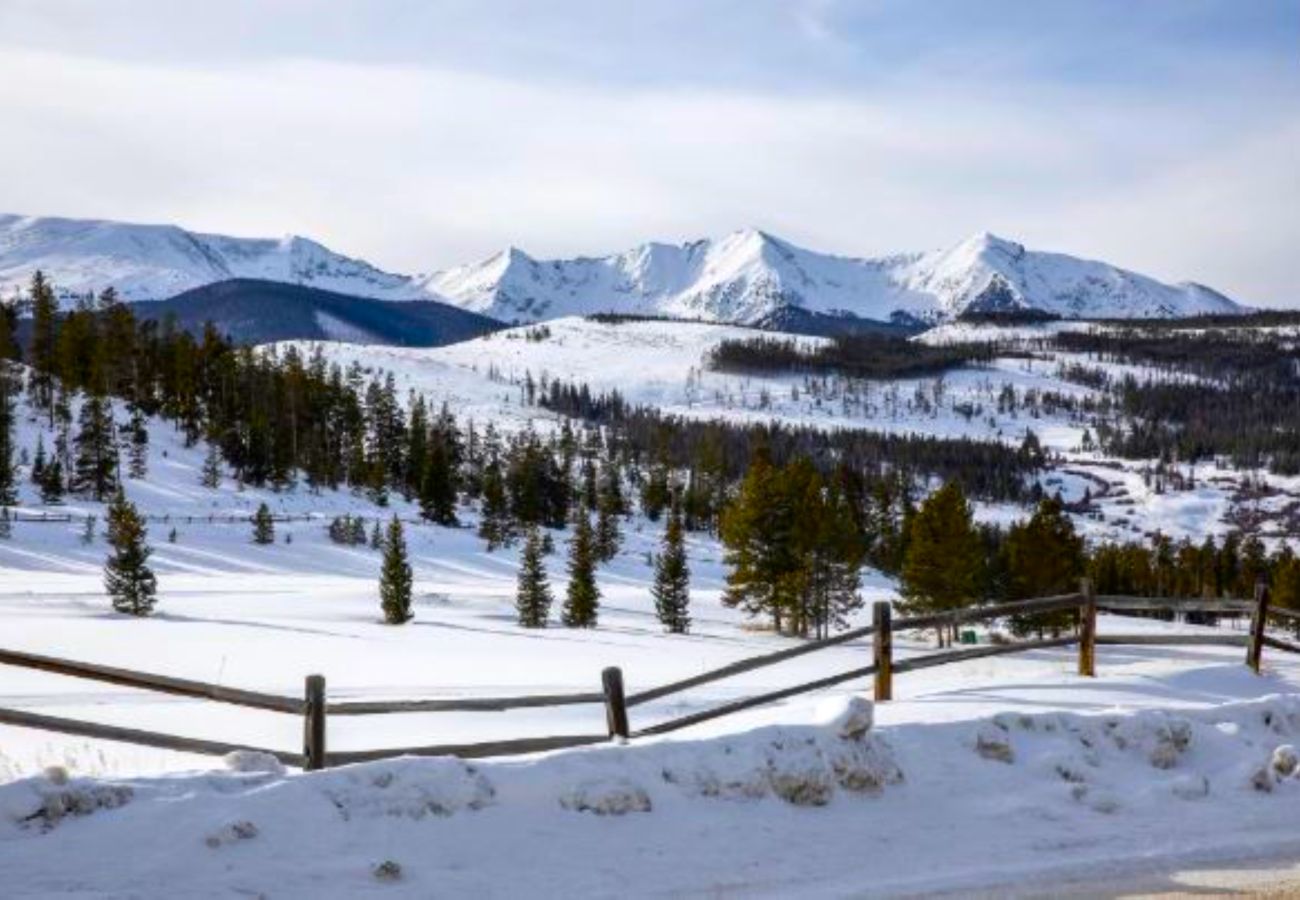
[423,229,1245,325]
[0,214,423,305]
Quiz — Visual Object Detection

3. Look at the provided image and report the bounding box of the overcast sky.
[1,0,1296,305]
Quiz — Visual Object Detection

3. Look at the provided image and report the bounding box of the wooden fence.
[1,580,1296,771]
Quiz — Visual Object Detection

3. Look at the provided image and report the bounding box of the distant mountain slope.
[423,230,1245,325]
[0,213,424,305]
[132,279,501,346]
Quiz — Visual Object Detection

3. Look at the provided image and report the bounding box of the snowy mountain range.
[424,229,1243,325]
[0,213,1244,323]
[0,213,423,305]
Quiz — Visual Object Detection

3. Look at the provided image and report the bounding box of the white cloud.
[0,46,1294,305]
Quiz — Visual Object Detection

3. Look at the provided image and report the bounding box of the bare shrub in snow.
[3,778,135,831]
[1271,744,1298,778]
[975,725,1015,764]
[560,778,652,815]
[1250,764,1274,793]
[42,765,69,786]
[372,860,403,882]
[826,736,903,794]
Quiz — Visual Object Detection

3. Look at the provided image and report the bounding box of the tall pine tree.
[562,511,600,627]
[515,526,553,627]
[652,503,691,633]
[252,503,275,544]
[379,515,413,624]
[104,489,157,616]
[899,482,982,646]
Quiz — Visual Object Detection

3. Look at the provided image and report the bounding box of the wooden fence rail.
[1,580,1296,771]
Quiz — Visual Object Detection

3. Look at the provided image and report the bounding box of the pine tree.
[370,520,383,550]
[126,403,148,479]
[594,475,622,563]
[900,482,982,646]
[104,490,157,616]
[1004,497,1084,636]
[40,457,65,505]
[379,515,413,624]
[252,502,275,545]
[28,271,59,423]
[0,507,11,540]
[652,503,691,633]
[515,526,553,627]
[562,512,600,627]
[31,436,47,486]
[200,440,222,489]
[478,457,512,550]
[73,393,117,500]
[720,452,797,632]
[419,441,458,526]
[0,355,16,507]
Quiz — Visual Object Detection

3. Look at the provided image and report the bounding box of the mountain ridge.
[0,212,1245,324]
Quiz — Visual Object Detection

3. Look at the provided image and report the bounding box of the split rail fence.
[1,580,1296,771]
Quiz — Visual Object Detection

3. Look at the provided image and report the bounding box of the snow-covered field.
[3,316,1299,896]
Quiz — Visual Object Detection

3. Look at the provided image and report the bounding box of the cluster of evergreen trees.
[720,452,864,638]
[708,333,997,380]
[891,484,1300,643]
[1051,327,1300,474]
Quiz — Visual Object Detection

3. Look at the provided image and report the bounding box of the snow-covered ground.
[3,316,1298,896]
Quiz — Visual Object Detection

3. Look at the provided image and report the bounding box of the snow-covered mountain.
[422,229,1244,325]
[1,213,1244,322]
[0,214,424,305]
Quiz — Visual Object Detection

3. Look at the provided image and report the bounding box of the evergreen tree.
[0,507,11,540]
[562,512,600,627]
[720,452,797,632]
[252,502,275,544]
[104,490,157,616]
[31,436,47,486]
[652,503,691,633]
[1004,497,1085,636]
[594,471,623,563]
[478,457,512,550]
[200,440,223,489]
[515,526,553,627]
[73,393,118,500]
[40,457,65,505]
[28,271,59,423]
[899,482,982,646]
[379,515,413,624]
[419,441,458,525]
[370,519,383,550]
[0,320,15,506]
[126,403,148,479]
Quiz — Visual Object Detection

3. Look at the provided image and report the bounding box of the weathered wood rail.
[0,580,1294,771]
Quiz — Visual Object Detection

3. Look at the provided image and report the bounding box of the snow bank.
[5,695,1300,896]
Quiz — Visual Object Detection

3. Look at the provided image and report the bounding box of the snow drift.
[4,695,1300,897]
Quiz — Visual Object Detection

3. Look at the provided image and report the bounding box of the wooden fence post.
[1078,578,1097,678]
[304,674,327,770]
[873,601,892,702]
[1247,580,1270,675]
[601,667,629,740]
